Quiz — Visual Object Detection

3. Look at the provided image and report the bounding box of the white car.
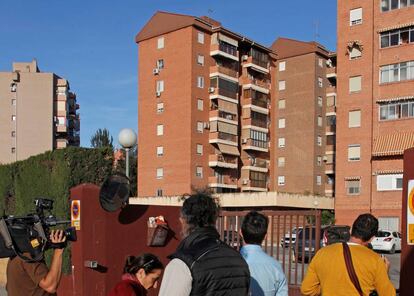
[280,227,301,247]
[371,230,401,254]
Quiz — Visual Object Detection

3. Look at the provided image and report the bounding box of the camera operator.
[6,229,66,296]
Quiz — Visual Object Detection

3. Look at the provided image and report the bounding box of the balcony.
[242,138,268,152]
[208,175,238,189]
[56,139,67,149]
[242,97,268,110]
[241,179,268,192]
[326,105,336,114]
[56,125,67,133]
[326,67,336,79]
[209,109,238,124]
[242,158,269,173]
[209,154,238,169]
[209,65,238,80]
[326,85,336,94]
[325,124,336,135]
[209,86,238,102]
[325,163,335,174]
[209,132,238,145]
[242,118,268,129]
[242,56,269,74]
[210,43,239,62]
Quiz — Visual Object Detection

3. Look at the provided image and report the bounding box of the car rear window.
[376,231,391,237]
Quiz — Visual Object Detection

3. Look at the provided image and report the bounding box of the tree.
[90,128,114,149]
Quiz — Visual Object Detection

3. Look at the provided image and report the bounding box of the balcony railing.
[325,163,334,173]
[250,179,267,188]
[244,56,269,71]
[243,138,268,149]
[210,132,238,143]
[210,65,238,78]
[326,124,336,134]
[209,154,238,165]
[243,118,268,129]
[242,76,271,89]
[242,97,268,109]
[208,175,238,186]
[210,109,237,121]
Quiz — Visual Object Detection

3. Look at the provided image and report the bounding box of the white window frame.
[278,80,286,91]
[278,118,286,129]
[377,174,403,191]
[157,37,164,49]
[278,137,285,148]
[156,80,164,93]
[278,157,285,167]
[349,76,362,93]
[316,175,322,186]
[196,144,203,155]
[348,144,361,161]
[317,156,322,166]
[318,116,323,127]
[278,99,286,109]
[278,176,285,186]
[157,124,164,136]
[318,58,324,67]
[317,135,322,146]
[156,59,164,69]
[196,166,203,178]
[318,77,323,88]
[348,110,361,128]
[197,76,204,88]
[318,96,323,107]
[197,54,204,66]
[350,8,363,26]
[157,146,164,157]
[197,32,205,44]
[346,179,361,195]
[279,61,286,71]
[157,102,164,113]
[156,168,164,179]
[197,99,204,111]
[197,121,204,133]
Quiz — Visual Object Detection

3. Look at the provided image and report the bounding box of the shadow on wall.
[118,205,148,225]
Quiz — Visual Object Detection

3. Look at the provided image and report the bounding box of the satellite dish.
[99,174,130,212]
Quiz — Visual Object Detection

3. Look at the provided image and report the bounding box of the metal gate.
[216,210,321,296]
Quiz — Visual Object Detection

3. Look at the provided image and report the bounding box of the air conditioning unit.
[203,122,210,129]
[153,68,160,75]
[242,55,248,61]
[208,87,215,93]
[242,138,248,144]
[156,91,161,97]
[242,179,249,185]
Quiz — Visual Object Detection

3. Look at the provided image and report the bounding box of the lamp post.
[118,128,137,179]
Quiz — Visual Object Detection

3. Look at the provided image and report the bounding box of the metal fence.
[216,210,321,296]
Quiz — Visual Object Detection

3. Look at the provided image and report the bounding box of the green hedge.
[0,147,114,273]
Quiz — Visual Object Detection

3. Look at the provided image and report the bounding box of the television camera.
[0,198,76,262]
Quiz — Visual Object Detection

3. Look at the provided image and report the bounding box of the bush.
[0,147,114,273]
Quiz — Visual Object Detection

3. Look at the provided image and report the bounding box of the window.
[278,157,285,167]
[278,137,285,148]
[11,147,15,154]
[378,217,400,233]
[11,115,16,121]
[318,116,323,127]
[327,115,336,126]
[157,146,164,157]
[278,99,286,109]
[317,156,322,166]
[157,102,164,113]
[318,77,323,87]
[197,54,204,66]
[278,176,285,186]
[157,37,164,49]
[317,136,322,146]
[349,76,362,92]
[325,154,335,164]
[349,47,362,59]
[156,59,164,69]
[318,58,323,67]
[279,61,286,71]
[157,124,164,136]
[318,96,323,107]
[11,99,16,106]
[377,174,403,191]
[380,61,414,84]
[379,101,414,120]
[11,131,15,137]
[348,144,361,161]
[156,168,163,179]
[346,179,361,195]
[278,118,285,129]
[197,76,204,88]
[381,0,414,12]
[197,121,203,133]
[278,80,286,91]
[57,116,65,125]
[350,8,362,26]
[156,189,163,197]
[197,32,204,44]
[196,166,203,178]
[156,80,164,93]
[197,99,204,111]
[316,175,322,186]
[196,144,203,155]
[348,110,361,127]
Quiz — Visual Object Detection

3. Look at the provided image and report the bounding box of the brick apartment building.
[135,11,337,198]
[270,38,337,197]
[336,0,414,230]
[0,60,80,164]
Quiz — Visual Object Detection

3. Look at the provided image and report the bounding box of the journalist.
[7,229,66,296]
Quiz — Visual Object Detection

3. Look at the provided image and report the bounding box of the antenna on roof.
[313,20,320,41]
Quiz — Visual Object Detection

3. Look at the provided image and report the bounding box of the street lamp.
[118,128,137,179]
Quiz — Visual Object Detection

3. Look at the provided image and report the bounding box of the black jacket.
[169,226,250,296]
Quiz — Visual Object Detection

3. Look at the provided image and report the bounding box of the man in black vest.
[159,191,250,296]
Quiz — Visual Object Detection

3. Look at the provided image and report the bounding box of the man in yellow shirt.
[301,214,396,296]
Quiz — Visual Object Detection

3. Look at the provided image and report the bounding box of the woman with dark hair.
[109,253,164,296]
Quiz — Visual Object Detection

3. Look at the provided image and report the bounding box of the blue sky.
[0,0,337,148]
